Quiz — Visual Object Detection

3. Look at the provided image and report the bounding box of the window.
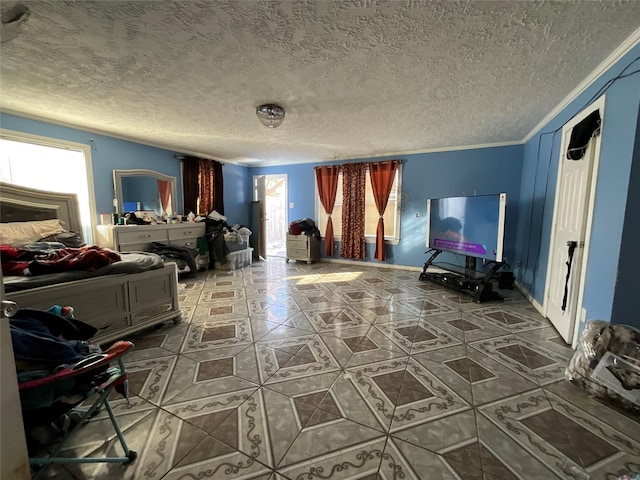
[0,131,96,244]
[317,165,402,243]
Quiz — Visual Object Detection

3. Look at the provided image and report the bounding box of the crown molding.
[522,26,640,144]
[239,139,524,167]
[0,108,239,165]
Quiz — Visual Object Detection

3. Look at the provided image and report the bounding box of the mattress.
[4,251,164,292]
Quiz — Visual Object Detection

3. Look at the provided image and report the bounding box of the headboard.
[0,182,83,235]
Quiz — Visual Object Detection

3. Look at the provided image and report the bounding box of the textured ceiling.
[1,1,640,166]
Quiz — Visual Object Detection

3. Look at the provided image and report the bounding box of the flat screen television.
[426,193,506,262]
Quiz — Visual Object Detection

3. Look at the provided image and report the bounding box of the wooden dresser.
[96,223,205,252]
[96,223,207,271]
[286,234,320,263]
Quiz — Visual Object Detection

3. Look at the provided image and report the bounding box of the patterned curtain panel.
[211,159,225,215]
[340,162,366,259]
[315,165,340,257]
[198,159,215,215]
[182,156,200,215]
[369,160,399,261]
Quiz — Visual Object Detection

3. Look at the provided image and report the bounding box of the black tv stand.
[419,250,504,303]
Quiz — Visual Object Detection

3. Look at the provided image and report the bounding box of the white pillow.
[0,219,66,247]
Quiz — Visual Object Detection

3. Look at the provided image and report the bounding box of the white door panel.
[545,101,602,344]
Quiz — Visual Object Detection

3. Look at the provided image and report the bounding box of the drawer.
[118,229,168,245]
[287,234,308,246]
[129,273,173,310]
[120,243,152,253]
[168,226,204,241]
[287,247,309,258]
[170,238,199,249]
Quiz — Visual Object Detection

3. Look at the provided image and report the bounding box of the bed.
[1,182,182,345]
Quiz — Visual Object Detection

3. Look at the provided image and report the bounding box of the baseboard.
[514,280,545,316]
[319,258,423,272]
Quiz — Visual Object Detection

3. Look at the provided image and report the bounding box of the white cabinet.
[286,234,320,263]
[96,223,207,271]
[96,223,205,252]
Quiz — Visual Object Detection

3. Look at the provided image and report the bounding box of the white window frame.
[315,164,402,245]
[0,129,97,244]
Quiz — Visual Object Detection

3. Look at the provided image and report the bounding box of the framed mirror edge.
[113,168,178,215]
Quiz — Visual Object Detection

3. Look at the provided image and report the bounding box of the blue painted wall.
[251,144,523,268]
[515,44,640,325]
[611,104,640,329]
[0,113,251,226]
[223,163,252,226]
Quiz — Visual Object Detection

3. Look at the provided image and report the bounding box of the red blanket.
[1,245,121,276]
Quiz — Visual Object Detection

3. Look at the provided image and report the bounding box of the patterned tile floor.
[43,259,640,480]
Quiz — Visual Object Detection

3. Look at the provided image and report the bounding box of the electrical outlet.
[289,202,294,208]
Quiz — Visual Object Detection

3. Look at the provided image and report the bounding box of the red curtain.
[157,180,171,213]
[198,160,214,215]
[340,162,366,259]
[196,159,224,216]
[182,156,200,214]
[369,160,399,261]
[211,159,225,215]
[315,165,340,257]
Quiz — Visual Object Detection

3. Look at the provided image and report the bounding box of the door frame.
[543,95,605,348]
[264,173,288,257]
[252,175,267,260]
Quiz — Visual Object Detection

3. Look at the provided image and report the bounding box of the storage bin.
[227,247,253,270]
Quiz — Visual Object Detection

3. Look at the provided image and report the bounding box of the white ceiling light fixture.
[256,103,285,129]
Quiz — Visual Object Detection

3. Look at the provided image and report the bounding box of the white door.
[252,175,267,259]
[545,99,604,344]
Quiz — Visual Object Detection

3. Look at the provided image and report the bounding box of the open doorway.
[265,174,288,257]
[252,174,288,257]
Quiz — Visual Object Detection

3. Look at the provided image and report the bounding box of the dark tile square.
[496,344,556,369]
[196,358,233,381]
[343,335,378,353]
[208,306,234,315]
[446,442,517,480]
[521,410,619,467]
[485,311,526,325]
[444,357,496,382]
[369,306,391,315]
[447,318,481,331]
[202,325,236,342]
[395,326,437,343]
[209,291,235,299]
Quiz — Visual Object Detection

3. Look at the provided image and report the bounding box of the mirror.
[113,169,177,216]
